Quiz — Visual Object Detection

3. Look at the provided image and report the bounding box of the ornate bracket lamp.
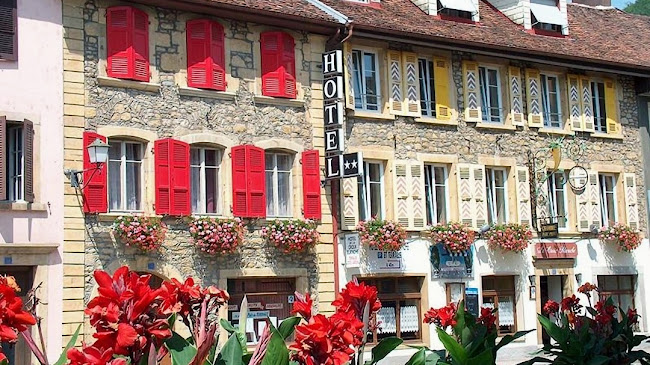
[64,138,110,188]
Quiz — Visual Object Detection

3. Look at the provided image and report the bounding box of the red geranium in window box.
[113,215,167,252]
[357,218,407,251]
[189,217,244,255]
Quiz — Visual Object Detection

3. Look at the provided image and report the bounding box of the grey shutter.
[23,119,33,203]
[0,0,17,61]
[0,116,5,200]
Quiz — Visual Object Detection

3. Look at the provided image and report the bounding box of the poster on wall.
[367,246,407,271]
[345,233,361,268]
[429,243,473,279]
[465,288,479,317]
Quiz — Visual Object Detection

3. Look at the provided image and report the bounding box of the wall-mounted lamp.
[528,275,536,286]
[575,273,583,285]
[64,138,110,188]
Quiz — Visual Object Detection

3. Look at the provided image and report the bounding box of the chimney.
[570,0,611,6]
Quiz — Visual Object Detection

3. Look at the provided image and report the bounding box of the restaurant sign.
[534,242,578,259]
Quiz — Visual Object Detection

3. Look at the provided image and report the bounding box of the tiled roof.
[319,0,650,72]
[202,0,341,23]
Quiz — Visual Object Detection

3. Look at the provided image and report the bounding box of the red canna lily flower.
[332,280,382,321]
[0,276,36,343]
[290,313,362,365]
[478,307,497,332]
[291,292,313,320]
[424,303,457,328]
[561,295,581,313]
[67,344,129,365]
[543,300,560,315]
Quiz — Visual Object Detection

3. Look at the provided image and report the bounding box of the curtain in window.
[498,296,515,326]
[377,306,396,334]
[400,305,419,333]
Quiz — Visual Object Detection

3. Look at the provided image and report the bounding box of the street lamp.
[64,138,110,188]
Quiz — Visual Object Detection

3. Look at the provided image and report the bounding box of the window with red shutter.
[301,150,321,219]
[83,131,108,213]
[154,139,171,215]
[187,20,226,91]
[155,139,190,216]
[247,146,266,218]
[231,145,248,217]
[106,6,149,81]
[261,31,296,99]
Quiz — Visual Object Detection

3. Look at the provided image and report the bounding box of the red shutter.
[106,7,133,79]
[170,140,190,216]
[187,20,210,89]
[261,32,283,97]
[302,150,321,219]
[281,33,296,98]
[132,8,149,81]
[231,145,248,217]
[247,146,266,218]
[210,22,226,91]
[83,131,108,213]
[154,139,171,215]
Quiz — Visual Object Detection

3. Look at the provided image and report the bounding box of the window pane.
[620,276,633,290]
[266,171,275,215]
[125,143,141,161]
[376,301,397,337]
[620,294,634,312]
[364,53,379,110]
[191,166,200,213]
[369,163,381,182]
[496,187,506,224]
[604,276,618,290]
[265,153,275,170]
[190,149,200,165]
[109,160,122,210]
[352,51,363,109]
[494,170,506,188]
[498,295,515,332]
[436,184,447,224]
[205,167,218,214]
[448,283,464,304]
[370,181,382,219]
[205,149,218,167]
[278,171,291,216]
[605,176,615,191]
[126,161,141,210]
[277,154,291,171]
[109,142,121,160]
[425,165,435,225]
[358,176,367,221]
[399,300,420,340]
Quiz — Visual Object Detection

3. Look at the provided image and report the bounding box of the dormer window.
[437,0,475,21]
[530,0,564,33]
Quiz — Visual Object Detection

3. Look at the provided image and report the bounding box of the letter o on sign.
[324,78,338,99]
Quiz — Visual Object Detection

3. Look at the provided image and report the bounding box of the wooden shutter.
[402,52,421,117]
[457,164,474,227]
[508,66,524,126]
[302,150,321,220]
[0,0,17,61]
[515,167,530,225]
[23,119,34,203]
[132,8,149,82]
[410,162,426,230]
[463,61,481,122]
[343,42,355,110]
[526,69,543,128]
[588,172,602,229]
[575,184,590,232]
[231,145,248,217]
[0,116,5,200]
[567,74,583,131]
[473,165,487,228]
[186,20,210,89]
[261,32,295,98]
[340,177,359,230]
[387,51,404,115]
[210,22,226,91]
[170,140,190,216]
[624,173,639,230]
[106,7,133,79]
[604,78,620,135]
[154,139,171,215]
[280,33,296,98]
[580,77,595,132]
[393,161,409,227]
[433,57,451,121]
[82,132,108,213]
[247,146,266,218]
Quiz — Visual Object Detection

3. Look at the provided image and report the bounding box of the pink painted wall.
[0,0,64,358]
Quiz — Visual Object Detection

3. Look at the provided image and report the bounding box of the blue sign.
[430,243,473,279]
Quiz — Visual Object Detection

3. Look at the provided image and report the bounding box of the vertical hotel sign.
[322,50,363,180]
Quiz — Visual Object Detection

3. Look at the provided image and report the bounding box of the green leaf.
[368,337,403,364]
[425,351,442,365]
[215,334,244,365]
[220,319,237,334]
[238,295,249,351]
[586,355,610,365]
[0,360,9,365]
[405,348,427,365]
[495,329,535,353]
[54,324,81,365]
[437,328,467,364]
[467,349,494,364]
[166,331,198,365]
[261,325,289,365]
[515,356,554,365]
[278,316,301,340]
[537,314,566,343]
[242,353,253,365]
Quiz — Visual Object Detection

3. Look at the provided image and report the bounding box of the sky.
[612,0,630,8]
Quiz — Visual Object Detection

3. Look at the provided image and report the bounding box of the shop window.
[424,164,448,226]
[190,147,222,214]
[359,277,423,343]
[351,49,381,111]
[547,171,568,229]
[482,276,516,335]
[478,66,502,123]
[108,139,143,212]
[265,152,293,217]
[486,168,508,225]
[418,58,436,117]
[358,161,385,221]
[599,173,618,226]
[598,275,635,314]
[446,283,465,304]
[541,74,562,128]
[227,278,296,344]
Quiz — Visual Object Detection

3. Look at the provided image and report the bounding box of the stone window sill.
[0,243,59,254]
[538,128,574,136]
[590,132,624,140]
[414,117,458,126]
[97,76,161,93]
[0,201,48,212]
[348,110,396,121]
[178,87,237,100]
[253,95,306,108]
[95,212,149,222]
[475,122,517,131]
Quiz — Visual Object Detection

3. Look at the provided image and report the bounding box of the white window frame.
[424,164,449,226]
[351,48,381,112]
[547,171,569,230]
[265,152,293,218]
[478,66,503,123]
[541,73,562,129]
[486,167,508,225]
[108,139,143,212]
[358,161,385,220]
[418,57,436,118]
[591,80,607,133]
[7,124,24,201]
[599,173,618,226]
[190,147,222,215]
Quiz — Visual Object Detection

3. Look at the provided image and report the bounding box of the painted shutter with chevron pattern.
[388,50,404,115]
[457,164,474,227]
[463,61,481,122]
[402,52,421,117]
[516,167,531,225]
[343,42,355,110]
[567,74,583,131]
[588,172,602,229]
[509,66,525,126]
[340,177,359,230]
[526,69,544,128]
[393,161,410,228]
[580,77,595,132]
[473,165,487,228]
[434,57,452,120]
[624,173,639,230]
[575,184,590,232]
[411,162,426,230]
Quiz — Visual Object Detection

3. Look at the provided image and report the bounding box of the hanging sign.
[534,242,578,259]
[345,233,361,268]
[325,152,364,180]
[430,243,473,279]
[540,223,559,239]
[465,288,480,316]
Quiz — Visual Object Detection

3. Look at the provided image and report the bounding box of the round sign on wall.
[568,166,588,191]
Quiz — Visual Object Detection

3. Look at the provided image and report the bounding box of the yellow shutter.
[567,74,583,131]
[402,52,421,117]
[343,42,355,110]
[580,77,595,132]
[604,78,620,135]
[526,68,544,128]
[508,66,525,126]
[393,161,410,228]
[515,167,531,226]
[340,177,359,230]
[387,50,404,115]
[463,61,481,122]
[624,173,639,230]
[434,57,452,121]
[410,162,426,230]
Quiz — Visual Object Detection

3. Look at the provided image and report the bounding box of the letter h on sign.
[322,50,343,75]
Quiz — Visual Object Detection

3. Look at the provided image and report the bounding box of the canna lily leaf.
[405,348,426,365]
[260,324,289,365]
[437,328,468,364]
[277,316,301,340]
[220,319,237,334]
[53,324,81,365]
[368,337,403,365]
[214,333,244,365]
[165,331,198,365]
